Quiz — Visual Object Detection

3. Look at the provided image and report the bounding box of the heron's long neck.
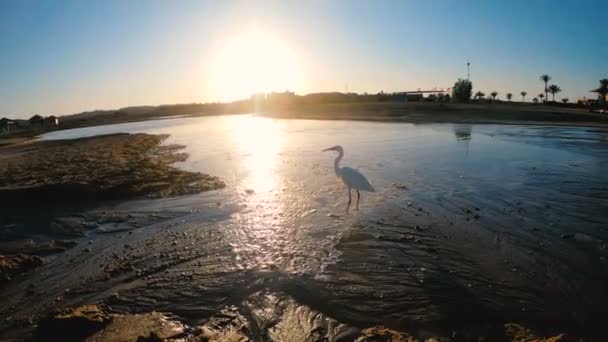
[334,151,343,175]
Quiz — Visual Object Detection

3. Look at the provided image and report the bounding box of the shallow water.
[8,115,608,338]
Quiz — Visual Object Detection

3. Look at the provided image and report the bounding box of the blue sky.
[1,0,606,118]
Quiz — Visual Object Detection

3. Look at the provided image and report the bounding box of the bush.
[452,79,473,103]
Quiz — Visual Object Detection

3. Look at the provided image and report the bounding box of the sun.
[207,30,302,102]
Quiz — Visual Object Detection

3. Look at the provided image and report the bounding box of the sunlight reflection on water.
[230,115,284,194]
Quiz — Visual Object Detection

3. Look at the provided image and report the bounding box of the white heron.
[322,145,374,211]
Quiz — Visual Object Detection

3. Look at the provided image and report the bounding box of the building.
[0,117,15,133]
[29,114,44,127]
[44,115,60,126]
[28,114,59,129]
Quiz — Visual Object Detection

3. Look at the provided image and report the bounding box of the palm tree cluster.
[540,74,551,103]
[538,74,563,103]
[548,84,562,102]
[463,74,606,109]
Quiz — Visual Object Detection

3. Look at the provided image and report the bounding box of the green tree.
[533,97,539,104]
[452,79,473,102]
[506,93,513,102]
[490,91,498,101]
[474,91,485,100]
[538,93,545,102]
[520,91,527,102]
[548,84,562,102]
[540,74,551,103]
[561,98,569,103]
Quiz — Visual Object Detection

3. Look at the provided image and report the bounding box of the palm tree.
[540,74,551,103]
[561,98,569,103]
[548,84,561,102]
[506,93,513,102]
[490,91,498,101]
[538,93,545,102]
[595,78,608,110]
[520,91,527,102]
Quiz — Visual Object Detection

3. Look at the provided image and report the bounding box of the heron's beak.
[322,147,334,152]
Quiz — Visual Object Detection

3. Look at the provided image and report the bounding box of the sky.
[1,0,606,118]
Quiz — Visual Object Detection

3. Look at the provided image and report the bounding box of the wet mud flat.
[0,206,575,342]
[0,133,224,286]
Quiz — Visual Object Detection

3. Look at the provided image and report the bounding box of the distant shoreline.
[1,102,607,145]
[259,101,608,128]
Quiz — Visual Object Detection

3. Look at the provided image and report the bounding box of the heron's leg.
[356,190,360,210]
[346,188,352,212]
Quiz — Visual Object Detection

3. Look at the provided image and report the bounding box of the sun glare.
[207,30,302,102]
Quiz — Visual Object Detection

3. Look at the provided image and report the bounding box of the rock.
[49,217,89,236]
[504,323,572,342]
[0,253,43,281]
[36,304,109,342]
[355,326,417,341]
[393,183,408,190]
[0,239,77,255]
[86,312,185,342]
[196,306,251,342]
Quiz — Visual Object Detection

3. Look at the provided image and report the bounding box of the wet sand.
[1,116,607,341]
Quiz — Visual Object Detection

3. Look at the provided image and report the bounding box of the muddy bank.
[0,133,224,202]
